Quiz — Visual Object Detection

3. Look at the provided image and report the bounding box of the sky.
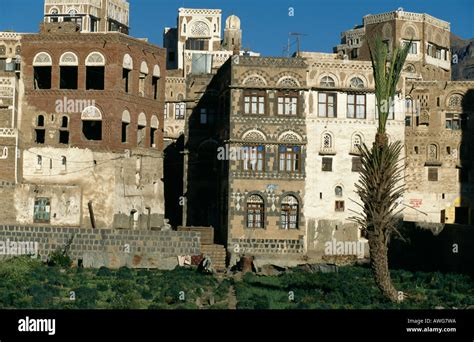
[0,0,473,56]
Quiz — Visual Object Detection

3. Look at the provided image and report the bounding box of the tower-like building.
[43,0,129,34]
[222,15,242,52]
[335,9,451,81]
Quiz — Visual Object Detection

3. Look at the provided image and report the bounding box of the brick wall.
[229,237,304,255]
[0,226,200,269]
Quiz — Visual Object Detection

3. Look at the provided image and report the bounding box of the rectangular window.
[123,69,130,93]
[164,104,168,119]
[318,92,337,118]
[121,122,129,143]
[34,67,52,89]
[281,204,298,229]
[278,146,300,172]
[404,41,418,54]
[34,198,51,223]
[175,103,186,120]
[186,38,207,51]
[244,90,265,115]
[347,94,366,119]
[428,168,438,182]
[152,76,159,100]
[352,157,362,172]
[60,66,78,89]
[35,129,45,144]
[351,48,359,58]
[445,113,464,130]
[322,157,333,172]
[86,66,105,90]
[405,116,412,127]
[242,146,265,172]
[59,130,69,144]
[277,91,298,116]
[335,201,345,212]
[139,73,146,97]
[200,108,207,124]
[82,120,102,141]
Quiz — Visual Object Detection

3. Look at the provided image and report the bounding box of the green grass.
[0,256,472,309]
[234,266,474,309]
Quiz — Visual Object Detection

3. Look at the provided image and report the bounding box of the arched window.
[281,195,299,229]
[323,133,333,149]
[150,115,159,147]
[121,110,131,143]
[352,134,362,151]
[246,194,264,228]
[335,186,343,197]
[59,52,79,89]
[35,115,45,144]
[137,112,147,147]
[427,144,438,160]
[349,77,364,88]
[320,76,335,87]
[61,156,67,170]
[81,106,102,141]
[139,62,148,97]
[33,52,52,89]
[59,116,69,144]
[86,52,105,90]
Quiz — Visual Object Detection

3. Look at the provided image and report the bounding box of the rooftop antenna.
[288,32,308,57]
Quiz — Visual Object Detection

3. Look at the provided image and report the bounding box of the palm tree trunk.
[368,232,399,302]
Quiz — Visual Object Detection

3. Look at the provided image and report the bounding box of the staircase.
[201,244,227,271]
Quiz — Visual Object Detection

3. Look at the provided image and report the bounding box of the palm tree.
[351,37,411,302]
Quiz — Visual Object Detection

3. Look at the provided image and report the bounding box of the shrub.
[96,266,112,277]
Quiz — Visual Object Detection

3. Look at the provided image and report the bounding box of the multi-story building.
[43,0,129,34]
[336,9,452,82]
[0,10,166,229]
[403,80,474,224]
[301,51,406,254]
[0,32,21,188]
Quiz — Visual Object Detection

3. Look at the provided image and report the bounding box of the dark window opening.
[82,120,102,140]
[35,129,45,144]
[352,157,362,172]
[122,69,130,93]
[322,157,333,171]
[121,122,129,143]
[61,116,68,128]
[34,67,51,89]
[335,200,345,212]
[86,66,105,90]
[90,18,98,32]
[186,38,207,50]
[152,76,159,100]
[59,130,69,144]
[150,127,157,147]
[428,168,438,182]
[60,66,78,89]
[37,115,44,127]
[137,125,146,147]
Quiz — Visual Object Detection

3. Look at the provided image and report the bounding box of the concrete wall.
[0,225,200,269]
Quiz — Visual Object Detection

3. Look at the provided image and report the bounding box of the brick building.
[0,17,167,229]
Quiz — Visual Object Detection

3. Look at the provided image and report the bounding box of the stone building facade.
[403,80,474,224]
[336,9,452,81]
[43,0,129,34]
[301,52,406,255]
[0,22,167,229]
